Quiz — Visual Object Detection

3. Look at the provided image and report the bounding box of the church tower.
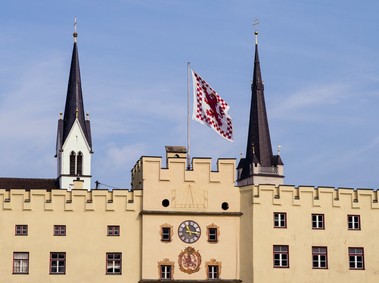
[55,25,93,190]
[237,32,284,186]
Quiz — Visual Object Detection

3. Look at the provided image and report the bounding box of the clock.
[178,220,201,243]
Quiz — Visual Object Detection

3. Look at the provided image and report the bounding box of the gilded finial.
[277,145,281,155]
[73,17,78,42]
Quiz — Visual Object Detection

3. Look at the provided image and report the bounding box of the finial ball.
[255,31,258,35]
[73,32,78,38]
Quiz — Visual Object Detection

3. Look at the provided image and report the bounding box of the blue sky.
[1,0,379,189]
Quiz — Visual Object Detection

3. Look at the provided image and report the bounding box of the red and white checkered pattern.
[192,70,233,142]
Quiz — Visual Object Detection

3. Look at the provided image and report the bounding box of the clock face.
[178,220,201,243]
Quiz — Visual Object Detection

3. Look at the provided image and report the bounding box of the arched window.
[70,152,76,175]
[77,152,83,176]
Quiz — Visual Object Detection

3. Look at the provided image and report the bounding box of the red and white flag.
[192,70,233,141]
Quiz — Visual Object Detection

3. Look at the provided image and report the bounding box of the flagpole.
[187,62,191,170]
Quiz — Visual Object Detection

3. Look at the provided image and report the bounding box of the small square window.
[106,253,122,274]
[208,228,218,242]
[161,227,172,241]
[348,215,360,230]
[50,252,66,274]
[161,265,172,279]
[312,214,325,229]
[15,225,28,236]
[107,226,120,236]
[349,247,364,270]
[312,247,328,269]
[273,245,289,268]
[54,225,66,236]
[13,252,29,274]
[274,213,287,228]
[208,265,219,279]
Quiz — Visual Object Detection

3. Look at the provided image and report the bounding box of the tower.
[55,25,93,190]
[237,32,284,186]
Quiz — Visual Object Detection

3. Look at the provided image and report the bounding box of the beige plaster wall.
[136,156,241,281]
[240,184,379,283]
[0,188,142,283]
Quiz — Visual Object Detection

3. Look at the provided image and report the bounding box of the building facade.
[0,31,378,282]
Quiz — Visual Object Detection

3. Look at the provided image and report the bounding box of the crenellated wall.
[0,188,141,212]
[0,188,142,283]
[240,184,379,283]
[250,185,379,209]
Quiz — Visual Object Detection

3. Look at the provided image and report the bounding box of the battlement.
[246,184,379,209]
[131,151,236,190]
[0,188,142,212]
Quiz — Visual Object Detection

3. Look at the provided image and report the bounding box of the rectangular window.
[274,212,287,228]
[349,248,364,270]
[54,225,66,236]
[273,245,289,268]
[348,215,360,230]
[13,252,29,274]
[312,247,328,269]
[161,265,172,279]
[15,225,28,236]
[208,228,218,242]
[161,227,171,241]
[208,265,219,279]
[50,252,66,274]
[312,214,325,229]
[107,226,120,236]
[106,253,122,274]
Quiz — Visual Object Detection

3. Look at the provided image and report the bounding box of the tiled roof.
[0,178,59,190]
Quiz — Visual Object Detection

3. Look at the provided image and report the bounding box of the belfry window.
[69,152,76,175]
[77,152,83,175]
[69,151,83,176]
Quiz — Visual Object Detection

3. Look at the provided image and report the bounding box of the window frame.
[50,252,66,275]
[205,258,221,279]
[349,247,364,270]
[54,225,66,236]
[160,264,172,280]
[273,245,289,268]
[312,214,325,230]
[13,252,29,274]
[207,223,220,243]
[312,246,328,269]
[15,225,28,236]
[347,215,361,230]
[207,265,219,279]
[106,252,122,275]
[107,225,120,236]
[273,212,287,228]
[160,224,173,242]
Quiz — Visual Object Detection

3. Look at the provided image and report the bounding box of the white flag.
[192,70,233,141]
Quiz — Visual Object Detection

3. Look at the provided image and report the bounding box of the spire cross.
[253,18,260,45]
[73,17,78,42]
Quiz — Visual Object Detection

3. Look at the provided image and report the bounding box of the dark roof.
[0,178,59,190]
[58,39,92,150]
[240,40,281,180]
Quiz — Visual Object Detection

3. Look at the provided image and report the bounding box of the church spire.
[61,25,92,149]
[237,31,284,186]
[56,20,93,190]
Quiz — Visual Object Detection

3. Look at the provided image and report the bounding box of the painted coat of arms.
[178,247,201,274]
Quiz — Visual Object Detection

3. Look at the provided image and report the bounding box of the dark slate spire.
[239,31,281,180]
[60,29,92,150]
